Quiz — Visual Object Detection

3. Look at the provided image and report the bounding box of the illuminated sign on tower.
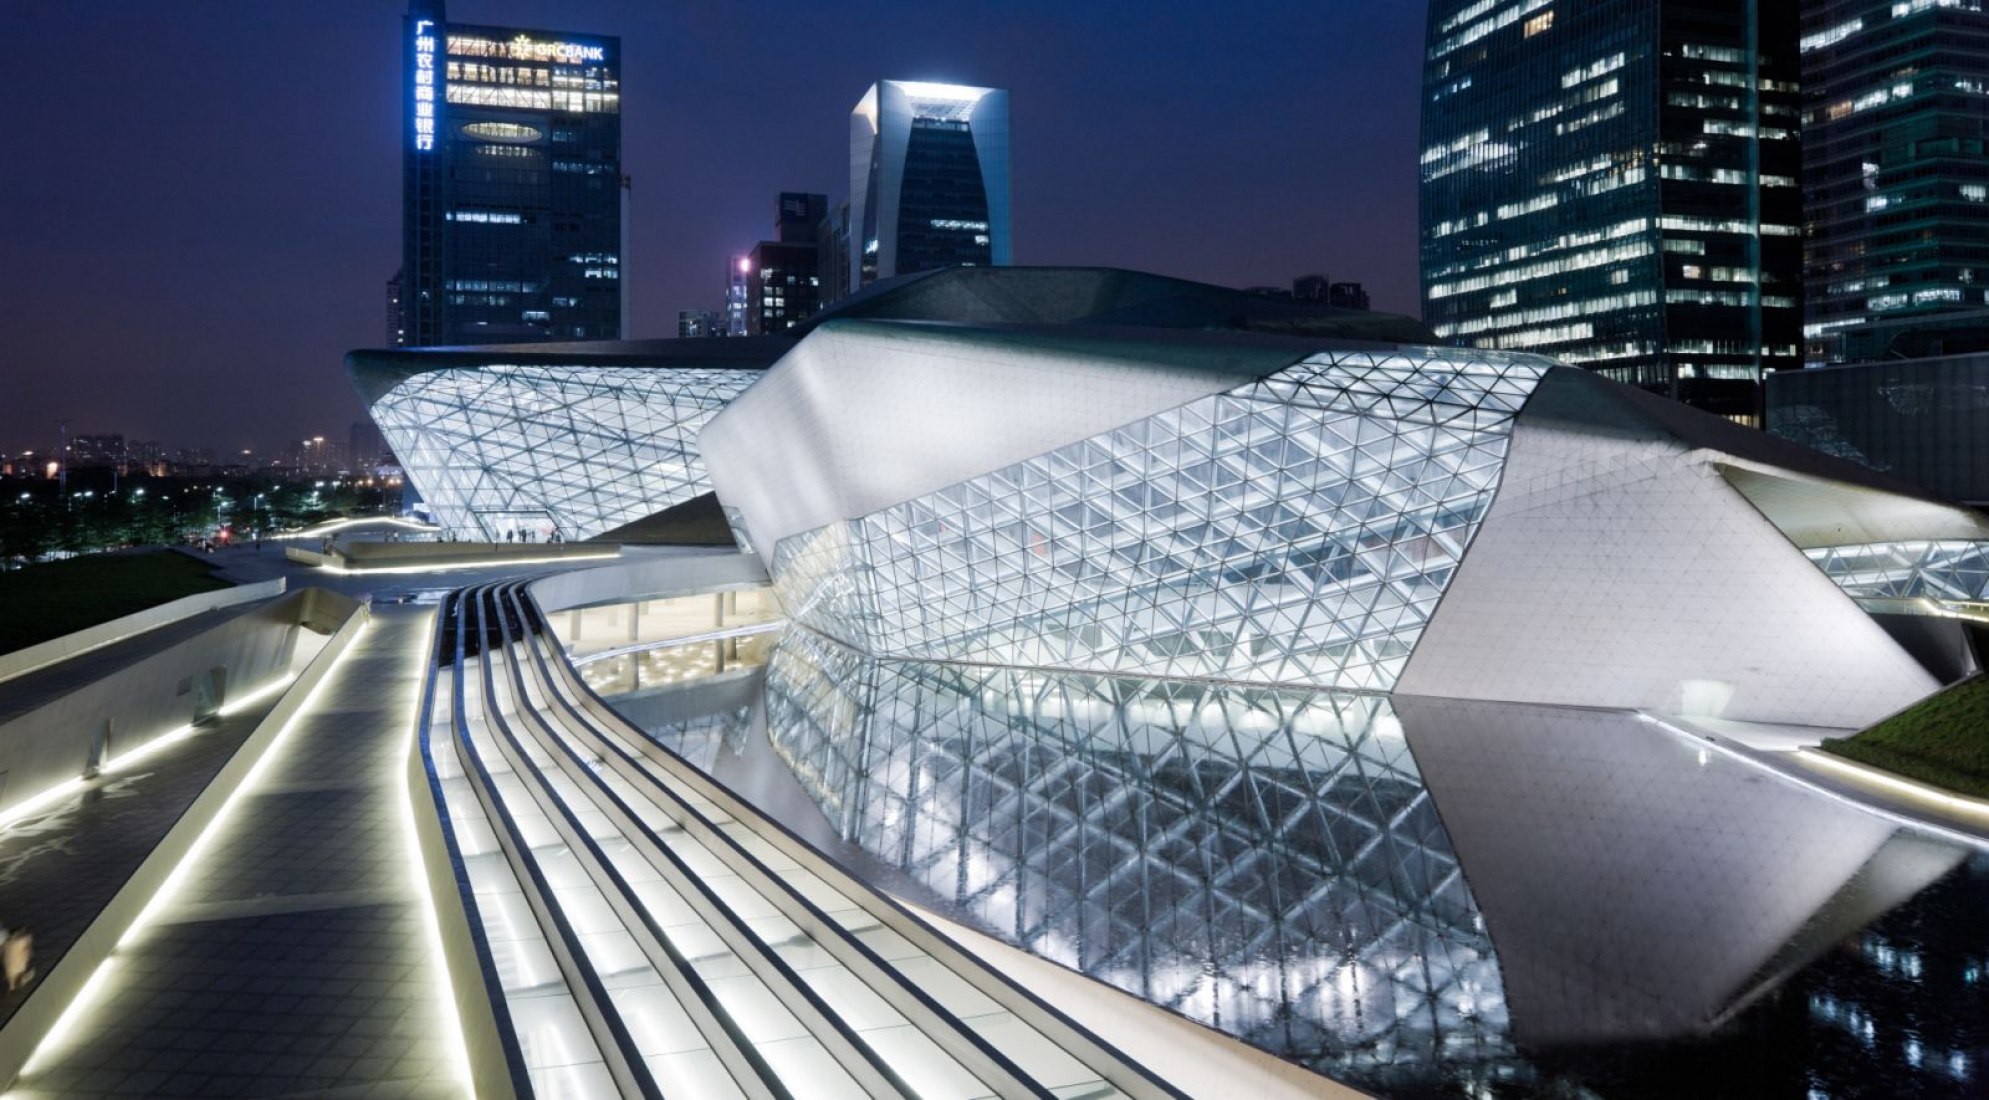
[412,18,438,151]
[398,1,623,347]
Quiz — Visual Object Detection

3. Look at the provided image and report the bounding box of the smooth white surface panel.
[700,321,1255,554]
[1397,416,1940,727]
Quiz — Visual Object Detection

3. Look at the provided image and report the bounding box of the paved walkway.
[0,698,282,1031]
[9,607,466,1100]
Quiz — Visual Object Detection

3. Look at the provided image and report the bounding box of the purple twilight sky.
[0,1,1429,456]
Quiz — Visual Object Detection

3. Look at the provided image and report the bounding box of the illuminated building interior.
[401,0,623,347]
[1419,0,1803,421]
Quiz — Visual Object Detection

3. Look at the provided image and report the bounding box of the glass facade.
[402,4,622,346]
[745,241,820,335]
[1766,353,1989,504]
[1804,540,1989,603]
[367,364,756,540]
[1801,0,1989,363]
[894,120,993,274]
[762,627,1514,1092]
[762,347,1549,692]
[1420,0,1802,421]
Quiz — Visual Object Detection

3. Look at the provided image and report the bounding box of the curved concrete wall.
[0,590,323,819]
[0,578,285,687]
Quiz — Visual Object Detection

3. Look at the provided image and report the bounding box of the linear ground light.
[273,516,439,540]
[100,673,298,777]
[397,615,475,1097]
[0,672,299,832]
[1640,713,1989,853]
[1797,747,1989,824]
[10,631,368,1092]
[120,622,370,946]
[15,958,115,1080]
[314,551,618,576]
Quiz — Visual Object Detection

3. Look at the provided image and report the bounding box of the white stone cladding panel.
[1395,418,1940,727]
[700,323,1251,554]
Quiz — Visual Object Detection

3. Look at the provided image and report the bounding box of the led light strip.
[1640,713,1989,851]
[1796,747,1989,822]
[0,673,299,832]
[14,627,368,1085]
[121,623,369,946]
[398,617,475,1095]
[316,552,619,576]
[18,959,115,1077]
[272,516,439,540]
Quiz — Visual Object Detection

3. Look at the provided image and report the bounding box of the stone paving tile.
[0,700,279,1029]
[11,609,464,1100]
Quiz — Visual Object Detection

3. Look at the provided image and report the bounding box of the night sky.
[1,1,1428,456]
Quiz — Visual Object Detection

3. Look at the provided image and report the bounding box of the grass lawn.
[1822,676,1989,800]
[0,550,232,656]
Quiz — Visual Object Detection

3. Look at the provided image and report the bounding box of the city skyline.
[2,1,1427,455]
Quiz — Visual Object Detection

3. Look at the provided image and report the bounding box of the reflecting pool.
[607,625,1989,1099]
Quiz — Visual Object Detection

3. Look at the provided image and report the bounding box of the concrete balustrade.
[0,578,286,687]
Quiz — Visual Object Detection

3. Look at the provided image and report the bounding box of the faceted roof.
[345,266,1435,404]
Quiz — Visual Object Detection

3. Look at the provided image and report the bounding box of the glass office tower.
[1420,1,1802,421]
[401,0,622,346]
[1802,0,1989,364]
[849,81,1012,290]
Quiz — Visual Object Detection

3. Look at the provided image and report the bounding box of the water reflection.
[750,627,1989,1098]
[1394,696,1963,1048]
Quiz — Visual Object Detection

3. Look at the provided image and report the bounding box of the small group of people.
[4,927,32,993]
[502,528,566,544]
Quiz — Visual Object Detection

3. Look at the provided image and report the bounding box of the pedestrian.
[4,927,33,992]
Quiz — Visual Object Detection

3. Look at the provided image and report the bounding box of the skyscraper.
[1801,0,1989,364]
[746,193,828,335]
[1419,1,1802,422]
[401,0,623,347]
[849,81,1011,291]
[725,257,751,337]
[677,309,725,338]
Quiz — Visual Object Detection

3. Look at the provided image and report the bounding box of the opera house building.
[92,266,1958,1097]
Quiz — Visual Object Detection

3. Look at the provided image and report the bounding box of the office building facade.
[401,0,623,347]
[1420,0,1803,421]
[747,193,828,335]
[1768,353,1989,506]
[677,309,725,338]
[849,81,1011,290]
[1801,0,1989,363]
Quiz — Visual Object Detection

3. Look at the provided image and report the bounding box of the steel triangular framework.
[765,348,1548,691]
[371,364,757,540]
[1805,540,1989,603]
[759,626,1514,1088]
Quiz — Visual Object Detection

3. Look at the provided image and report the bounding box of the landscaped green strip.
[1821,676,1989,801]
[0,551,231,656]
